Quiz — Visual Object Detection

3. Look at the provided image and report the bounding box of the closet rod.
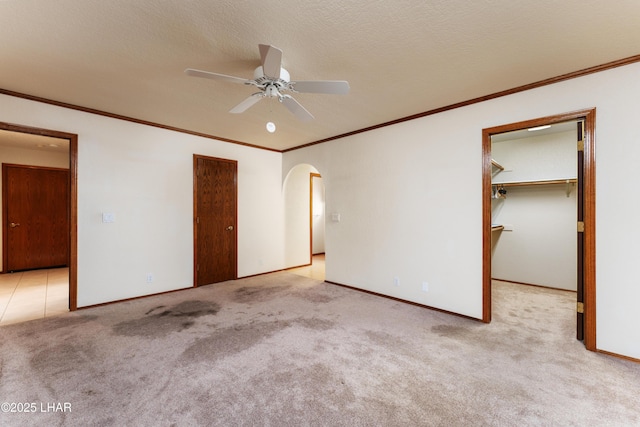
[495,178,577,187]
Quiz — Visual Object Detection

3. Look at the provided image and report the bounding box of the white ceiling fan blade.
[281,95,314,122]
[290,80,350,94]
[229,93,264,113]
[258,44,282,79]
[185,68,249,85]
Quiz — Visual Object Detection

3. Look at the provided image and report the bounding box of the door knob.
[226,225,234,231]
[10,222,20,228]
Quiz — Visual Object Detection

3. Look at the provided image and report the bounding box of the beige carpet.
[0,273,638,426]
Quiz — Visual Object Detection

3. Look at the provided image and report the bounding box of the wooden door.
[193,155,237,286]
[576,121,585,341]
[3,164,70,271]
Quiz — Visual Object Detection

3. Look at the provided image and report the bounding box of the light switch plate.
[102,213,115,223]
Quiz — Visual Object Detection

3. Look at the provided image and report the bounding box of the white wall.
[283,61,640,360]
[491,130,577,290]
[492,186,577,290]
[492,130,577,183]
[0,93,285,307]
[0,144,69,270]
[286,115,484,317]
[283,164,318,267]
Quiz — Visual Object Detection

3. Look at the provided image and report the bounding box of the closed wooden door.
[3,164,70,271]
[193,155,237,286]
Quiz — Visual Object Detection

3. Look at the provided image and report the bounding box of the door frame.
[309,172,322,263]
[0,121,78,311]
[482,108,596,350]
[192,154,238,287]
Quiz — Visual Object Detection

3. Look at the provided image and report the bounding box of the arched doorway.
[283,164,325,280]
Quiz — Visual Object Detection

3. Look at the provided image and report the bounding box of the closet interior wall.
[491,127,578,291]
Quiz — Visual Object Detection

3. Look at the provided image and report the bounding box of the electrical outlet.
[393,277,400,287]
[422,282,429,292]
[146,273,153,283]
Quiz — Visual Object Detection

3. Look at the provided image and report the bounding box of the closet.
[490,122,578,291]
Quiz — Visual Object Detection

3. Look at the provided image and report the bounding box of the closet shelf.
[493,178,576,187]
[491,159,504,171]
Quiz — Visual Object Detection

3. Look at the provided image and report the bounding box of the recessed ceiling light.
[266,122,276,133]
[527,125,551,132]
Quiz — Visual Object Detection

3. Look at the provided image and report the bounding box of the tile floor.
[288,254,325,281]
[0,267,69,326]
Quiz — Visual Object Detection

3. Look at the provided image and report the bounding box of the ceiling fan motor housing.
[253,66,291,97]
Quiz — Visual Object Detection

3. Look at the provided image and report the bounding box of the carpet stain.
[181,320,286,363]
[31,342,96,376]
[295,317,335,331]
[19,314,99,337]
[511,353,527,362]
[292,289,335,304]
[233,285,291,303]
[182,317,336,363]
[145,305,166,315]
[431,324,469,337]
[365,330,409,352]
[113,300,220,337]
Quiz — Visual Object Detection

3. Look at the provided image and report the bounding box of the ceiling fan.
[185,44,350,122]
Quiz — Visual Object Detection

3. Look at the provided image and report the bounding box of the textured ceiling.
[1,0,639,151]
